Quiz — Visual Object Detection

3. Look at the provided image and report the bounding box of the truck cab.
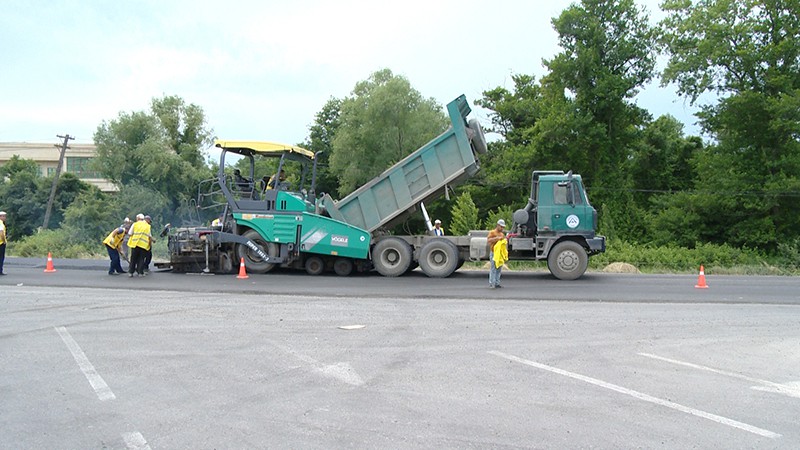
[507,170,606,280]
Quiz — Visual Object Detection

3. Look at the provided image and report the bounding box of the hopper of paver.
[320,95,487,233]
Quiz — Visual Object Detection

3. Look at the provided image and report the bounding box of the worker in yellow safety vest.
[102,224,127,275]
[0,210,7,276]
[127,214,152,277]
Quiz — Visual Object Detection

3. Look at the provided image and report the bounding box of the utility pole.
[43,134,74,230]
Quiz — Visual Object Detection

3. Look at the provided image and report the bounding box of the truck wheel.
[333,258,353,276]
[468,118,488,155]
[547,241,588,280]
[236,229,279,274]
[419,239,459,278]
[305,256,324,275]
[372,237,412,277]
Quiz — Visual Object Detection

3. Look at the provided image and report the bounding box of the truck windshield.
[554,183,584,205]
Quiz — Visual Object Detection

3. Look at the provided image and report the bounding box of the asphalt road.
[2,257,799,449]
[2,256,800,304]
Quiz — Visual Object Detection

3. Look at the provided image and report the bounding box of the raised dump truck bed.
[321,94,486,233]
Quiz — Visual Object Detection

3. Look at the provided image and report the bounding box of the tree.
[475,75,547,210]
[62,188,114,242]
[0,155,39,179]
[478,0,658,240]
[150,95,214,167]
[329,69,449,196]
[92,95,215,222]
[303,96,343,196]
[0,166,91,237]
[659,0,800,249]
[449,191,479,235]
[542,0,656,193]
[628,115,701,206]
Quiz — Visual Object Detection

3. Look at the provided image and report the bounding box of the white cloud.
[1,0,699,145]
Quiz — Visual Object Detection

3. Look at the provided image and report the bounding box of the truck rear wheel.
[419,239,459,278]
[236,229,279,274]
[305,256,324,275]
[547,241,588,280]
[333,258,353,276]
[372,237,412,277]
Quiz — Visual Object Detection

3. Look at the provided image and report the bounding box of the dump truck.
[161,94,605,280]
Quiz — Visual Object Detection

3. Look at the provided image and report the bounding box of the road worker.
[102,224,127,275]
[127,214,153,277]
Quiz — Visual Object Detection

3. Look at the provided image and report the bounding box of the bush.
[777,238,800,269]
[588,239,779,273]
[10,228,98,259]
[11,226,170,262]
[450,192,479,235]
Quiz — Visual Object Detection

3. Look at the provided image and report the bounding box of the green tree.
[484,205,514,231]
[629,115,702,206]
[478,0,657,241]
[303,96,343,196]
[0,155,39,179]
[92,95,215,222]
[62,188,114,243]
[541,0,656,221]
[659,0,800,249]
[0,162,41,236]
[0,160,91,237]
[150,95,214,167]
[329,69,449,196]
[475,75,546,210]
[450,191,479,235]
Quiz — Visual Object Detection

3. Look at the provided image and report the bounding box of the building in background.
[0,142,117,192]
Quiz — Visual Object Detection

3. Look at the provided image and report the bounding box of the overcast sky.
[1,0,699,149]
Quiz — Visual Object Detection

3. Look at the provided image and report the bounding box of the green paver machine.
[161,94,604,279]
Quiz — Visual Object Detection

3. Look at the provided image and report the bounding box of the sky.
[1,0,701,151]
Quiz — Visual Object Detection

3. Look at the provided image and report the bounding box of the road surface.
[2,257,799,448]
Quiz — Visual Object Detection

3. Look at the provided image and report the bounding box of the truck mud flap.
[586,237,606,254]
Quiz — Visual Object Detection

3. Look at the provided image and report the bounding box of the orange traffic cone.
[236,257,249,279]
[694,265,708,289]
[44,252,57,273]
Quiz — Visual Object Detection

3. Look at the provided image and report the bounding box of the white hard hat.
[497,219,506,227]
[0,211,6,216]
[136,213,145,220]
[434,219,441,224]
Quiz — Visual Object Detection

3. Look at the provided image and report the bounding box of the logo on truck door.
[331,235,349,246]
[566,214,580,228]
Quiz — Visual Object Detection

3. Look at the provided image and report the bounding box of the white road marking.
[55,326,116,401]
[752,381,800,398]
[122,431,152,450]
[272,342,364,386]
[639,353,800,399]
[489,351,780,440]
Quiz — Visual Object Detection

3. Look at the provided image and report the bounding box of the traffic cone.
[44,252,57,273]
[236,257,249,279]
[694,265,708,289]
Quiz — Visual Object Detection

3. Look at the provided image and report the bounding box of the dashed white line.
[639,352,800,399]
[55,326,116,401]
[122,431,152,450]
[489,350,781,440]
